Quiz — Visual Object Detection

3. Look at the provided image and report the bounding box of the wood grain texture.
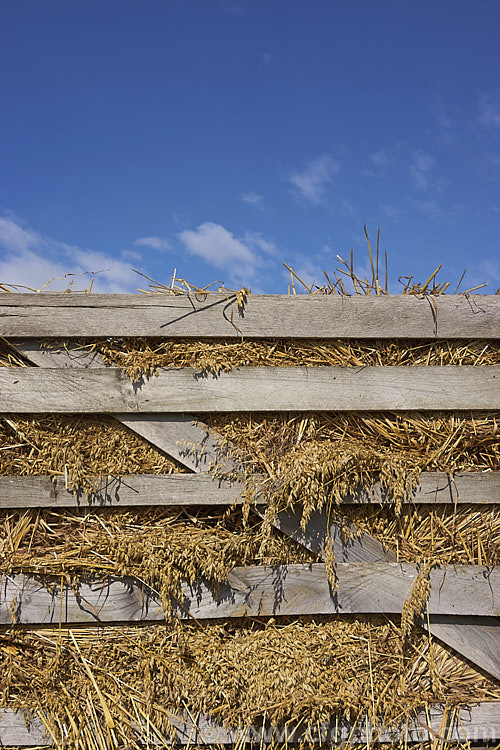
[1,703,500,746]
[427,616,500,681]
[13,342,500,499]
[11,341,230,471]
[2,472,497,509]
[1,564,498,625]
[3,294,500,338]
[1,365,499,413]
[0,474,240,508]
[269,506,397,562]
[0,701,500,747]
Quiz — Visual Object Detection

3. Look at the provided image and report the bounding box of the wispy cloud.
[409,151,435,191]
[380,203,402,222]
[241,192,264,208]
[289,154,340,204]
[370,149,391,168]
[478,92,500,128]
[178,221,279,283]
[134,235,171,251]
[0,217,40,255]
[121,248,143,262]
[289,259,325,289]
[0,216,139,292]
[243,232,280,257]
[414,199,444,218]
[431,93,457,145]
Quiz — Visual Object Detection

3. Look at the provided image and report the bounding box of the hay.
[207,411,499,530]
[0,415,183,493]
[43,337,500,381]
[2,618,499,748]
[1,255,499,748]
[0,506,315,609]
[1,500,497,613]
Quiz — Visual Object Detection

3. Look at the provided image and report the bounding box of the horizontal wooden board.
[1,564,497,625]
[0,472,497,509]
[1,365,499,412]
[1,702,499,746]
[0,474,235,508]
[2,293,500,338]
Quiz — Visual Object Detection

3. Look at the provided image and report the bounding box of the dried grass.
[1,250,499,748]
[0,500,497,613]
[0,415,183,493]
[0,507,314,609]
[207,411,500,531]
[2,618,499,749]
[42,338,500,381]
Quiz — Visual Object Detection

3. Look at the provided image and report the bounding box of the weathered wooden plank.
[1,702,499,746]
[269,506,397,562]
[379,470,500,505]
[166,703,500,746]
[1,366,498,413]
[14,342,500,500]
[2,472,497,510]
[3,294,500,338]
[1,564,497,625]
[0,474,240,508]
[427,616,500,681]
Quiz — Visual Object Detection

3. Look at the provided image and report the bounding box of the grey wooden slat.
[0,474,241,509]
[12,339,106,368]
[3,293,500,338]
[364,471,500,504]
[168,703,500,746]
[1,365,499,413]
[11,341,227,471]
[3,472,496,510]
[269,506,397,562]
[427,616,500,681]
[12,343,500,498]
[1,702,500,746]
[1,564,498,625]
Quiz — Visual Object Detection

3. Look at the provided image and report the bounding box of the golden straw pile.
[2,618,499,748]
[0,247,499,749]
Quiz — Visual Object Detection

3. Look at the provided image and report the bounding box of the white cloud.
[241,192,264,208]
[381,204,402,221]
[0,217,39,255]
[289,154,340,204]
[409,151,435,191]
[243,232,280,257]
[414,199,444,218]
[121,248,143,262]
[0,216,140,293]
[370,149,391,168]
[478,92,500,128]
[134,235,171,251]
[178,222,281,284]
[291,260,324,289]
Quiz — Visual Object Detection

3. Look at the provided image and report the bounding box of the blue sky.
[1,0,499,293]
